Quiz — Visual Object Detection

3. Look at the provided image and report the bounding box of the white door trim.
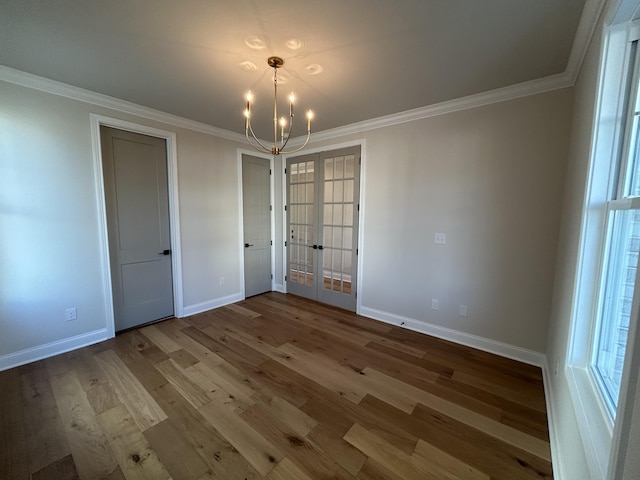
[282,139,366,314]
[237,149,275,299]
[90,113,183,338]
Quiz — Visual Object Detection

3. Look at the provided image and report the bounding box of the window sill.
[566,365,614,478]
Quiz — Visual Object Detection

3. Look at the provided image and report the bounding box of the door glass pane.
[325,158,334,180]
[343,227,352,249]
[333,181,344,202]
[324,182,333,202]
[335,156,344,179]
[324,226,332,247]
[345,155,355,178]
[333,228,343,250]
[344,204,353,226]
[333,204,343,225]
[324,204,332,225]
[344,179,354,203]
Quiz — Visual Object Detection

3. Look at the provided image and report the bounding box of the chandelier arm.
[280,129,312,155]
[246,121,272,153]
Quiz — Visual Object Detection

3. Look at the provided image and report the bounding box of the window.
[567,18,640,478]
[592,41,640,414]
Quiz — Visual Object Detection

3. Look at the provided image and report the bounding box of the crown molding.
[0,65,245,143]
[566,0,609,85]
[0,1,605,144]
[302,0,606,143]
[304,72,575,143]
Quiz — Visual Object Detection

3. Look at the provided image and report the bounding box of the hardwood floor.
[0,292,552,479]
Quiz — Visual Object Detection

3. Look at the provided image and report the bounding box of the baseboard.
[358,306,546,367]
[182,293,244,317]
[541,358,565,480]
[274,283,285,293]
[0,328,110,372]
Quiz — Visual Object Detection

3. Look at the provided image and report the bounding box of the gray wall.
[1,75,573,364]
[302,90,572,353]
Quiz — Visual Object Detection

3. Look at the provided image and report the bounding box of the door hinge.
[357,204,360,211]
[284,168,287,174]
[270,205,273,211]
[285,241,288,247]
[270,240,273,246]
[285,275,288,281]
[356,248,359,255]
[271,274,273,280]
[359,157,361,165]
[284,205,287,211]
[270,169,272,175]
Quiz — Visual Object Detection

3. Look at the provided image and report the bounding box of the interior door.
[242,154,272,297]
[286,146,360,310]
[101,126,174,331]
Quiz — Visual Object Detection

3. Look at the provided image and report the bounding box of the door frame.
[90,114,183,338]
[237,149,275,299]
[282,139,366,313]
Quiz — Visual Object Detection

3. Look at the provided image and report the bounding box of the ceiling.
[1,0,588,140]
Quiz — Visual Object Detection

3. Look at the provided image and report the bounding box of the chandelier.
[244,56,313,155]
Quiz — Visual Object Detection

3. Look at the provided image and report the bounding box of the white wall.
[0,79,245,367]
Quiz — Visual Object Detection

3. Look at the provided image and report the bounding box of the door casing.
[90,114,183,338]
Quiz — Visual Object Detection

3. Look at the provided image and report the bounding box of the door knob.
[158,249,171,255]
[244,243,255,248]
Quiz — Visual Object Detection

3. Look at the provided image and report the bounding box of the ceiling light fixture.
[244,56,313,155]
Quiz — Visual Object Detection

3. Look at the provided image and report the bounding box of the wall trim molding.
[0,329,109,372]
[0,65,246,142]
[0,0,604,145]
[542,359,565,480]
[182,293,244,317]
[359,306,546,367]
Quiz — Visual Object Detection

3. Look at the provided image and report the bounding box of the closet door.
[286,146,360,311]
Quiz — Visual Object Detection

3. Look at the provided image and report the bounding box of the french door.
[286,146,360,311]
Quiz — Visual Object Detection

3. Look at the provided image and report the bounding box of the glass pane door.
[286,146,360,311]
[286,156,316,298]
[318,152,358,309]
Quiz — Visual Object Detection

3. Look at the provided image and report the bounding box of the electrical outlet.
[219,277,225,286]
[434,233,446,245]
[431,299,439,310]
[65,307,77,321]
[459,305,468,317]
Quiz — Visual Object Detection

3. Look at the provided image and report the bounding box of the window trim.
[568,19,640,479]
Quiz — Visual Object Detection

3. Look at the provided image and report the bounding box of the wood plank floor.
[0,292,553,479]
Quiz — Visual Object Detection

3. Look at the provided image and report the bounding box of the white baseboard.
[358,306,546,367]
[182,293,244,317]
[541,358,565,480]
[0,328,110,372]
[274,283,285,293]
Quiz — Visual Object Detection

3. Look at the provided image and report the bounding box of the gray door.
[286,146,360,311]
[243,154,272,297]
[101,127,174,331]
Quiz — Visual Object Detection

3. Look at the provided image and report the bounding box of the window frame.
[568,19,640,479]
